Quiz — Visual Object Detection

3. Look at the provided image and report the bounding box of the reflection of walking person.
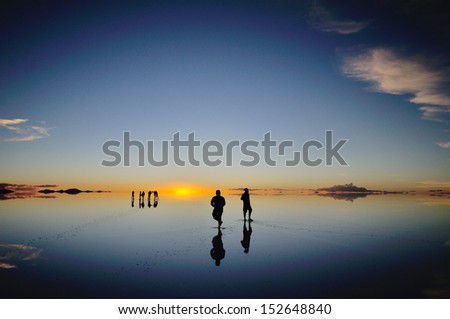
[241,221,252,253]
[241,188,253,221]
[210,229,225,266]
[211,190,226,228]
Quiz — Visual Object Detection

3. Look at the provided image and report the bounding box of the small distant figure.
[139,191,145,208]
[131,191,135,207]
[147,191,152,207]
[241,188,253,221]
[154,192,159,208]
[241,220,253,253]
[210,229,225,266]
[211,190,226,228]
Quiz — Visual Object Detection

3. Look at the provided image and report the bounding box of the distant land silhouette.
[315,183,407,202]
[317,183,375,193]
[0,188,14,195]
[317,192,369,202]
[0,183,109,200]
[316,183,407,194]
[39,188,109,195]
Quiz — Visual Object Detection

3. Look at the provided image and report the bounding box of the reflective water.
[1,193,449,298]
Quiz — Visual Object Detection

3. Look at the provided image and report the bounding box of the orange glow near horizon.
[155,184,216,198]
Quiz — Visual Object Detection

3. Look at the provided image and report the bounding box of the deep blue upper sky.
[1,0,449,189]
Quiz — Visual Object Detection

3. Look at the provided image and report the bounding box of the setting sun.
[157,184,214,198]
[175,187,195,196]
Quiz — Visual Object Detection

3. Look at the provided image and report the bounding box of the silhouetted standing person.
[131,191,135,207]
[154,191,159,207]
[210,229,225,266]
[153,192,159,208]
[241,220,253,253]
[147,191,152,207]
[211,190,226,228]
[241,188,253,221]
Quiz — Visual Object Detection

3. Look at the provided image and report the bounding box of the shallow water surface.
[1,193,449,298]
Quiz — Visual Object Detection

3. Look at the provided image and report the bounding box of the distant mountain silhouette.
[317,183,376,193]
[39,188,108,195]
[314,183,408,201]
[318,192,369,202]
[0,184,14,199]
[0,188,14,195]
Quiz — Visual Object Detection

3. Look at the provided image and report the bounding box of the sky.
[1,0,450,191]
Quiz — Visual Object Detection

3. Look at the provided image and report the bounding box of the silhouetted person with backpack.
[211,190,226,228]
[241,188,253,221]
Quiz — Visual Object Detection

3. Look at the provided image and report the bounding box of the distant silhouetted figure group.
[132,190,159,208]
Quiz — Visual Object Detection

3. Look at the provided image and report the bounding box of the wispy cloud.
[418,180,450,189]
[0,243,42,269]
[342,48,450,125]
[0,119,28,126]
[308,1,369,34]
[437,141,450,149]
[0,118,51,142]
[419,106,450,123]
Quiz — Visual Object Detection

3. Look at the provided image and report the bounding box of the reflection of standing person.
[211,229,225,266]
[211,190,226,228]
[241,221,252,253]
[241,188,253,221]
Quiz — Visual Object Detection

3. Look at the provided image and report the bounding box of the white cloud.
[0,118,28,126]
[0,118,51,142]
[342,48,450,125]
[309,2,369,34]
[437,141,450,149]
